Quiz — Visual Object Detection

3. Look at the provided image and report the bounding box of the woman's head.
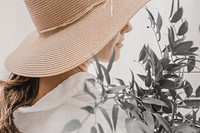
[4,0,149,77]
[96,22,133,62]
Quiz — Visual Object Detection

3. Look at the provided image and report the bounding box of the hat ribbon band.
[39,0,113,34]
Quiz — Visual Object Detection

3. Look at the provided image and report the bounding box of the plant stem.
[172,24,180,44]
[76,100,104,133]
[151,26,162,57]
[174,58,200,63]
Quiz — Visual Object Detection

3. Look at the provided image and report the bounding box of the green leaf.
[137,74,147,82]
[142,51,149,64]
[130,109,142,121]
[163,46,169,59]
[130,70,135,89]
[81,106,94,114]
[84,83,96,100]
[106,85,129,94]
[169,90,177,100]
[176,94,183,100]
[145,60,151,71]
[164,74,179,79]
[192,110,197,124]
[100,85,107,102]
[112,104,119,131]
[177,20,188,35]
[146,8,156,28]
[155,61,163,75]
[153,113,172,133]
[97,123,104,133]
[107,48,115,73]
[86,78,96,86]
[115,78,125,85]
[195,86,200,97]
[173,41,193,52]
[161,97,173,113]
[156,12,163,33]
[61,119,81,133]
[154,84,162,94]
[143,111,154,130]
[160,58,170,70]
[188,47,199,53]
[175,36,186,43]
[185,113,193,120]
[139,45,147,61]
[176,112,183,119]
[93,55,104,82]
[177,0,180,9]
[171,7,183,23]
[99,106,113,131]
[174,51,198,56]
[166,64,182,72]
[90,126,97,133]
[135,81,144,97]
[146,59,155,75]
[182,99,200,108]
[150,48,159,66]
[145,68,152,87]
[169,0,175,18]
[159,79,176,90]
[142,97,168,107]
[187,56,196,73]
[157,30,161,41]
[184,81,193,97]
[168,27,175,50]
[100,64,111,85]
[123,101,141,121]
[123,100,138,110]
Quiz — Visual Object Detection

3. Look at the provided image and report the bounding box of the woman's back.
[13,72,128,133]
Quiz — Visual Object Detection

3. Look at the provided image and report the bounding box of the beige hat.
[5,0,149,77]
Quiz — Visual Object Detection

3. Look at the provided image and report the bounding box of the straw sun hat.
[5,0,149,77]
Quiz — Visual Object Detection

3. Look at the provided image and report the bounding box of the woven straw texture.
[5,0,149,77]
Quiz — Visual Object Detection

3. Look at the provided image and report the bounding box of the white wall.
[0,0,34,78]
[108,0,200,90]
[0,0,200,89]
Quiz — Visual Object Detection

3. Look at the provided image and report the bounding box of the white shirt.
[14,72,132,133]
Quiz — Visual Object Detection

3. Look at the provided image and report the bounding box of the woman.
[0,0,149,132]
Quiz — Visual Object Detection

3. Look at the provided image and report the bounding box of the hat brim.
[5,0,149,77]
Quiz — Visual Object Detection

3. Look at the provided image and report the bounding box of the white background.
[0,0,200,89]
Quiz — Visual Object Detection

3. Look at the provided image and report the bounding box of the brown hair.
[0,73,39,133]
